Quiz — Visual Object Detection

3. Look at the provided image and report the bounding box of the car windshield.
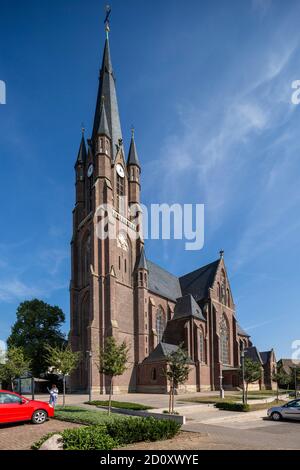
[0,393,22,404]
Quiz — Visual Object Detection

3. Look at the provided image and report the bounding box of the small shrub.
[215,402,250,412]
[62,426,117,451]
[162,410,179,415]
[106,416,181,445]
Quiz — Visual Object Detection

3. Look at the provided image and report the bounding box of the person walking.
[47,384,59,408]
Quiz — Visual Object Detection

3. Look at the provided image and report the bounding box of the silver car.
[267,399,300,421]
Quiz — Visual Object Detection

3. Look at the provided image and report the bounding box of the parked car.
[267,399,300,421]
[0,390,54,425]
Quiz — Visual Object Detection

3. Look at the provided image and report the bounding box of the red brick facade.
[69,29,275,394]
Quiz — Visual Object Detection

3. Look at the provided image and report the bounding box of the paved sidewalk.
[0,420,81,451]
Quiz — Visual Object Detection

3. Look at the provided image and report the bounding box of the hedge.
[62,426,117,451]
[215,402,250,412]
[106,416,181,445]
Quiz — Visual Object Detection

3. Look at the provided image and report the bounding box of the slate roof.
[172,294,206,321]
[136,247,148,271]
[179,260,220,301]
[98,100,111,138]
[142,342,193,364]
[260,351,272,365]
[142,342,179,363]
[76,136,87,165]
[92,38,123,160]
[244,346,263,365]
[237,324,250,338]
[127,135,140,167]
[147,260,182,301]
[278,359,300,375]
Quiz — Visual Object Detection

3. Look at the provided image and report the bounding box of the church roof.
[260,350,273,365]
[147,260,182,301]
[142,342,179,363]
[179,259,220,301]
[76,135,87,165]
[237,324,250,338]
[278,359,300,374]
[127,134,140,167]
[244,346,263,365]
[172,294,206,321]
[92,37,123,159]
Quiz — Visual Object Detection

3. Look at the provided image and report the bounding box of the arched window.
[82,235,91,286]
[227,288,230,307]
[221,270,226,304]
[220,314,230,365]
[199,329,205,363]
[156,306,166,344]
[116,173,125,215]
[217,282,221,301]
[151,368,157,381]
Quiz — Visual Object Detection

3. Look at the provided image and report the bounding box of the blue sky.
[0,0,300,359]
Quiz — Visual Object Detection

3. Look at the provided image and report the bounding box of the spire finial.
[131,125,135,139]
[104,5,111,39]
[81,123,85,137]
[220,250,224,259]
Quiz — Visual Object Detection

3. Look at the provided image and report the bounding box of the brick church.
[69,24,276,394]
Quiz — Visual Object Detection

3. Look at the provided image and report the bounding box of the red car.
[0,390,54,425]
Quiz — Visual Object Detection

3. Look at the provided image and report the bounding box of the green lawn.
[54,406,125,425]
[85,400,153,411]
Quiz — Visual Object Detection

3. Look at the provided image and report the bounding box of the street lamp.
[241,344,246,405]
[86,351,93,403]
[219,366,224,399]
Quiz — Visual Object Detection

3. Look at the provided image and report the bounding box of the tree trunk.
[108,377,113,415]
[276,382,279,403]
[63,375,66,407]
[11,379,14,392]
[245,383,248,405]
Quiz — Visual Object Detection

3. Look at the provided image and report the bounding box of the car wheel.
[271,411,282,421]
[32,410,48,424]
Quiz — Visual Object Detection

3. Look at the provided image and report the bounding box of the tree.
[272,366,291,402]
[45,345,81,406]
[241,358,262,404]
[96,337,129,415]
[7,299,66,376]
[165,344,190,414]
[0,346,31,390]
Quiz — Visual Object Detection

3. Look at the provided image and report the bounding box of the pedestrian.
[47,384,59,408]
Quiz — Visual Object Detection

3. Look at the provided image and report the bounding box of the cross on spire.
[104,5,111,38]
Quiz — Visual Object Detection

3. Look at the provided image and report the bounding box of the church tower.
[70,21,143,393]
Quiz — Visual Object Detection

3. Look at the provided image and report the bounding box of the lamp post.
[219,366,224,399]
[294,367,297,399]
[241,345,246,405]
[86,351,93,403]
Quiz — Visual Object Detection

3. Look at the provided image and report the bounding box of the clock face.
[116,163,125,178]
[87,164,94,178]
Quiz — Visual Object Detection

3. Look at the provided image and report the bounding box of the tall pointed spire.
[137,247,148,271]
[98,97,111,137]
[76,128,87,165]
[92,18,123,160]
[127,127,140,168]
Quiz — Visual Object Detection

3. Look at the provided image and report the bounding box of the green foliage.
[105,416,181,445]
[96,336,129,414]
[62,426,117,451]
[7,299,66,376]
[243,358,262,385]
[54,406,123,425]
[215,402,250,412]
[0,346,31,389]
[97,337,129,378]
[165,344,190,413]
[45,344,80,377]
[86,400,152,410]
[31,432,56,450]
